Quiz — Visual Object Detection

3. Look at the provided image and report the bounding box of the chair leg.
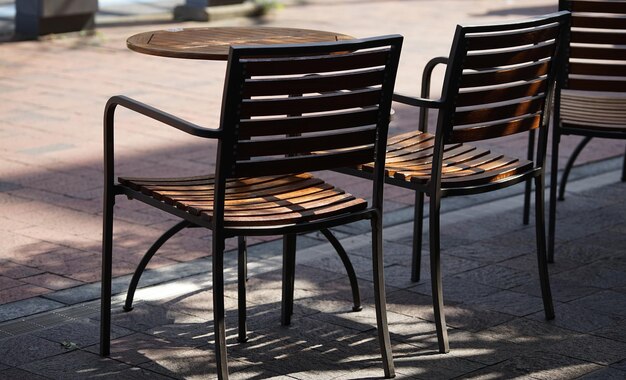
[548,135,560,264]
[320,228,362,311]
[534,175,555,320]
[429,194,449,354]
[371,213,395,378]
[621,145,626,182]
[558,136,592,201]
[124,220,191,312]
[212,235,229,379]
[523,130,536,225]
[281,234,297,326]
[99,193,114,357]
[237,236,248,343]
[411,192,424,283]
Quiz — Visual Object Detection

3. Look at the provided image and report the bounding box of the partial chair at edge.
[100,35,403,379]
[546,0,626,262]
[339,12,570,353]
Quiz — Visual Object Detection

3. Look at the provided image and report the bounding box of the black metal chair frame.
[339,12,570,353]
[100,35,403,379]
[546,0,626,262]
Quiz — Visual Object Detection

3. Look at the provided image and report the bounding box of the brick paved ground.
[0,0,625,378]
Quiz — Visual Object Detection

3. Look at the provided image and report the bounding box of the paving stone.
[552,264,626,290]
[593,318,626,344]
[569,290,626,317]
[451,264,535,290]
[581,367,626,380]
[0,261,43,279]
[0,334,67,367]
[611,358,626,372]
[511,275,602,303]
[547,333,626,366]
[21,273,84,291]
[19,349,165,380]
[0,367,50,380]
[34,318,134,349]
[409,276,501,304]
[391,343,486,379]
[0,297,65,323]
[463,290,545,317]
[527,302,622,333]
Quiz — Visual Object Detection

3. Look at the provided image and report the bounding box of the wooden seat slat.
[457,79,548,107]
[460,60,550,88]
[466,25,560,51]
[571,0,626,13]
[464,42,556,69]
[572,15,626,29]
[454,96,545,126]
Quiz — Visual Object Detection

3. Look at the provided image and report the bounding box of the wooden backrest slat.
[571,30,626,45]
[568,78,626,92]
[450,114,542,143]
[219,35,403,178]
[454,96,546,126]
[466,24,560,51]
[456,79,548,107]
[238,108,379,138]
[571,0,626,13]
[236,127,376,158]
[561,1,626,94]
[233,148,375,177]
[570,46,626,60]
[570,62,626,77]
[242,49,390,76]
[437,11,568,144]
[572,15,626,29]
[460,60,550,88]
[240,88,381,117]
[242,69,385,97]
[464,42,556,69]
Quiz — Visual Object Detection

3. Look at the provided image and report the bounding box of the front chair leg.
[212,235,229,379]
[371,213,395,378]
[99,193,115,357]
[237,236,248,343]
[621,144,626,181]
[534,175,555,320]
[281,234,297,326]
[429,193,449,353]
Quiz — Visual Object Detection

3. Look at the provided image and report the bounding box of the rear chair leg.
[320,228,362,311]
[100,193,114,357]
[411,192,424,283]
[281,234,297,326]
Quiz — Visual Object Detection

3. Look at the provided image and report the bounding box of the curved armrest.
[393,92,444,109]
[105,95,222,139]
[419,56,449,132]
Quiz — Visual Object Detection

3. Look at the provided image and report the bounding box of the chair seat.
[360,131,534,188]
[561,90,626,132]
[118,173,367,227]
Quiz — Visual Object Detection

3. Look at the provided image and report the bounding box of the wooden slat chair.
[100,35,403,379]
[546,0,626,262]
[334,12,570,353]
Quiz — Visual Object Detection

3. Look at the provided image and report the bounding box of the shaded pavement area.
[1,0,625,378]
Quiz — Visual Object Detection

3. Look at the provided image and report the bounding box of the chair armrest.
[393,92,444,109]
[105,95,222,139]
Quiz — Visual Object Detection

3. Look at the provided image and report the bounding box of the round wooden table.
[126,26,353,60]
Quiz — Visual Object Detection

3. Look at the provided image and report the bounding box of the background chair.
[340,12,570,353]
[547,0,626,262]
[100,35,403,379]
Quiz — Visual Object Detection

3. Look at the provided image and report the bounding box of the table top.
[126,26,353,60]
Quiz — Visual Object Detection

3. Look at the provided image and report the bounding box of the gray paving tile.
[511,275,602,303]
[0,297,64,323]
[0,367,50,380]
[527,302,622,333]
[581,367,626,380]
[409,276,501,304]
[451,264,535,290]
[611,358,626,372]
[463,290,545,317]
[392,344,486,380]
[547,333,626,366]
[34,318,134,349]
[20,349,169,380]
[593,318,626,344]
[0,334,67,367]
[569,290,626,317]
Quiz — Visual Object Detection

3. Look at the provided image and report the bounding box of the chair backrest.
[559,0,626,93]
[217,35,403,181]
[435,12,570,145]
